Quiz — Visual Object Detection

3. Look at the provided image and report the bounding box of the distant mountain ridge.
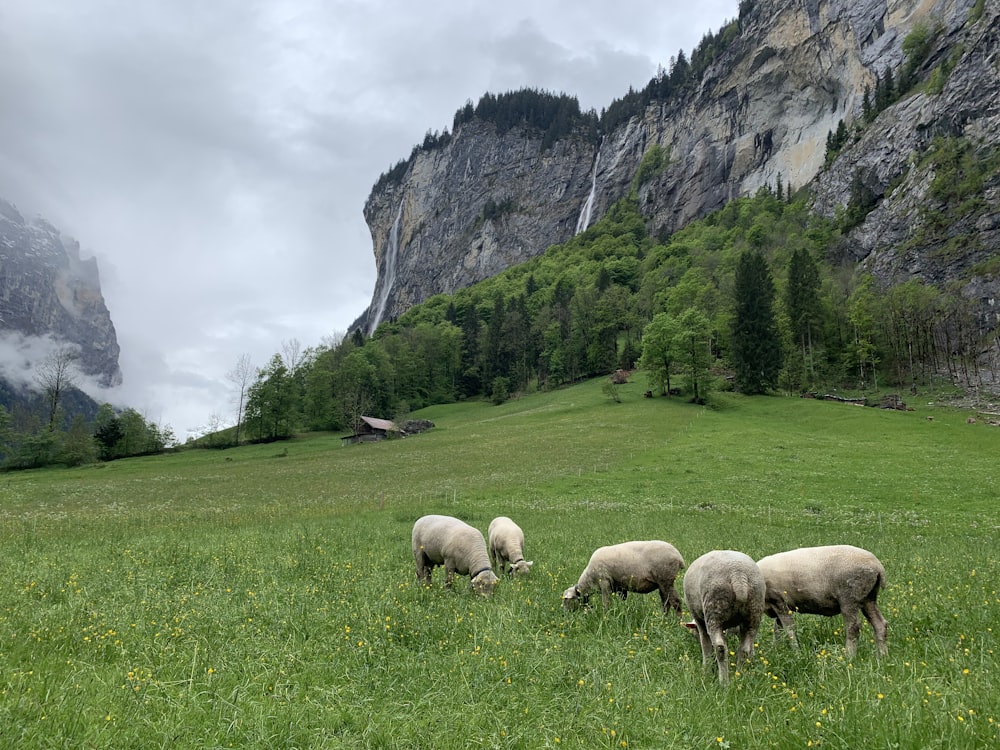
[359,0,999,333]
[0,198,121,405]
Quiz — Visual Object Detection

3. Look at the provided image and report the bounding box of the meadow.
[0,378,997,748]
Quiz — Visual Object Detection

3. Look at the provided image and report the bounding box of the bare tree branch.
[226,353,253,446]
[35,344,81,429]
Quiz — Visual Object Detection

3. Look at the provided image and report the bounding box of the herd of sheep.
[411,513,888,683]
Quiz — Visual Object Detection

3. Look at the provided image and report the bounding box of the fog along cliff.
[362,0,998,332]
[0,199,122,389]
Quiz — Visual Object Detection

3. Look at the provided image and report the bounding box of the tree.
[458,305,482,397]
[639,312,681,396]
[93,404,123,460]
[35,344,81,429]
[0,405,13,464]
[482,294,506,387]
[226,353,253,446]
[785,247,822,383]
[281,338,303,371]
[731,249,782,394]
[841,170,878,230]
[848,276,880,390]
[673,308,713,403]
[244,355,293,441]
[59,415,97,466]
[500,295,533,392]
[337,350,378,434]
[117,408,150,456]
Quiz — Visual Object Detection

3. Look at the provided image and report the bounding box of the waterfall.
[575,142,603,235]
[367,199,404,335]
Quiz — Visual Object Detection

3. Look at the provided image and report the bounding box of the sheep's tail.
[732,571,752,601]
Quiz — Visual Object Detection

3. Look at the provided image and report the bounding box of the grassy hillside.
[1,379,997,747]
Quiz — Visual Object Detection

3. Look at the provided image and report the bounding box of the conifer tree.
[785,248,822,383]
[730,249,782,394]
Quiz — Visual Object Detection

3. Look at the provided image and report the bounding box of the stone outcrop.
[362,122,599,332]
[812,0,1000,330]
[361,0,995,330]
[0,199,121,387]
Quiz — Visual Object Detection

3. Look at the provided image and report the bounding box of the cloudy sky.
[0,0,737,440]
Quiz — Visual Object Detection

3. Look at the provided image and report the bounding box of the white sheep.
[488,516,534,576]
[411,514,499,596]
[561,540,685,614]
[683,550,766,684]
[756,544,888,658]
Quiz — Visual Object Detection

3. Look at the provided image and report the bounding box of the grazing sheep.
[683,550,766,684]
[487,516,534,576]
[411,515,499,596]
[756,544,888,658]
[561,541,685,614]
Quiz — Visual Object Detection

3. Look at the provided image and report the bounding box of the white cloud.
[0,0,739,435]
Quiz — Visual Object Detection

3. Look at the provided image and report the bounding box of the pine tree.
[731,249,782,394]
[458,306,482,398]
[785,248,822,384]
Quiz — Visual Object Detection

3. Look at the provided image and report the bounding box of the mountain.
[359,0,999,333]
[0,199,121,408]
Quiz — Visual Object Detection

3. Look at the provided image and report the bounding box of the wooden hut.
[343,416,401,445]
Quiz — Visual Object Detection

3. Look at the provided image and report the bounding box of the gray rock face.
[0,199,122,387]
[812,0,1000,330]
[363,122,599,332]
[363,0,991,328]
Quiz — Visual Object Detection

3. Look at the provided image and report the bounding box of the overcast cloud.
[0,0,737,439]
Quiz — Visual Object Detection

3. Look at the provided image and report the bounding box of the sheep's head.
[510,560,534,576]
[561,585,587,611]
[472,569,499,597]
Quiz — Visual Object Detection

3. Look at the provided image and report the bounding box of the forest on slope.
[233,179,997,444]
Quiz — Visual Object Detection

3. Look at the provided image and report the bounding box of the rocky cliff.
[0,199,122,388]
[361,0,997,331]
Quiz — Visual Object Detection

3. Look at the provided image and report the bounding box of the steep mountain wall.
[812,0,1000,330]
[362,0,991,330]
[363,123,598,333]
[0,199,121,387]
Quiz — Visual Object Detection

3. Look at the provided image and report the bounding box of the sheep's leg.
[444,563,457,588]
[659,585,682,616]
[774,609,798,647]
[862,600,888,656]
[708,625,730,685]
[693,620,715,670]
[501,553,513,577]
[414,553,433,586]
[599,580,612,609]
[842,603,862,658]
[735,624,756,671]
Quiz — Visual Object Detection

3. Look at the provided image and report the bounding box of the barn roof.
[360,416,400,432]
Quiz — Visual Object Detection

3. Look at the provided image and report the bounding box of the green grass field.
[1,378,997,748]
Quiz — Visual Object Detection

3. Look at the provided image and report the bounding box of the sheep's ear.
[525,561,534,568]
[682,621,699,631]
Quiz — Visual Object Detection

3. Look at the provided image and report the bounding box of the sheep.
[487,516,534,576]
[683,550,766,684]
[756,544,888,658]
[411,514,499,596]
[561,540,685,615]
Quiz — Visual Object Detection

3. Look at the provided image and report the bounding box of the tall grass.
[0,379,997,747]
